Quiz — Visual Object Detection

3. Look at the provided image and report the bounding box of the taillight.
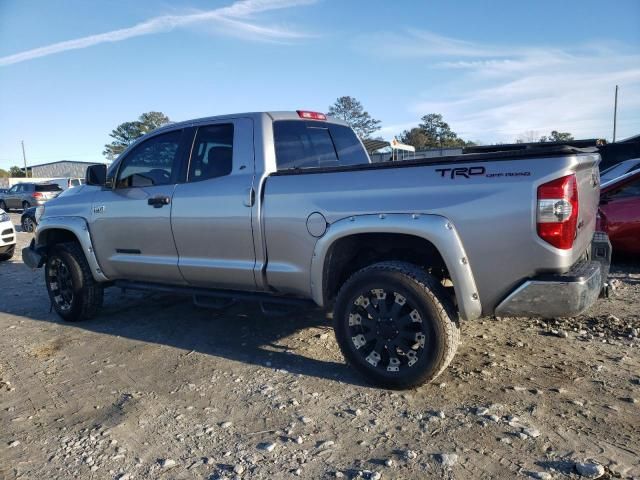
[297,110,327,120]
[537,174,579,249]
[32,192,43,199]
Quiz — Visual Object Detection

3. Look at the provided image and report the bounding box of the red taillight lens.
[297,110,327,120]
[32,192,43,198]
[536,174,579,249]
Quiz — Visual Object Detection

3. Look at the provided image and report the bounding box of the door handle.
[148,196,171,208]
[243,187,255,207]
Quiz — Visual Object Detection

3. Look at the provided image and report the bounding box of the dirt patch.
[1,213,639,479]
[29,338,66,359]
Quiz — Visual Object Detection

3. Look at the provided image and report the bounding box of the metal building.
[28,160,102,178]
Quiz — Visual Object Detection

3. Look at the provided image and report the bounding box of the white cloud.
[361,30,640,142]
[0,0,316,67]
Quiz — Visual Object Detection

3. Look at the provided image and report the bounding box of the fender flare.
[309,213,482,321]
[35,216,109,283]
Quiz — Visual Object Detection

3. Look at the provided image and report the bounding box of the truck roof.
[152,111,350,134]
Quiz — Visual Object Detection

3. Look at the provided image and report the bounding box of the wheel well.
[38,229,80,250]
[323,233,452,306]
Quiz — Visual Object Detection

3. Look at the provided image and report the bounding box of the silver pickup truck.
[23,110,611,389]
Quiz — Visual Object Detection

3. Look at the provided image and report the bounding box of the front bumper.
[22,239,45,269]
[495,233,611,318]
[1,222,16,248]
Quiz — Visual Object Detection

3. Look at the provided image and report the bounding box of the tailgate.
[572,152,601,255]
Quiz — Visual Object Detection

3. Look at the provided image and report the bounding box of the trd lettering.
[435,166,486,179]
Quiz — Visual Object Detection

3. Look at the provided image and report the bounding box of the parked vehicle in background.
[600,158,640,183]
[21,207,38,233]
[598,169,640,257]
[0,208,16,261]
[0,183,62,211]
[20,187,80,233]
[0,188,9,194]
[23,110,610,389]
[46,177,86,190]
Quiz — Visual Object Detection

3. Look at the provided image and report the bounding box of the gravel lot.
[1,212,639,480]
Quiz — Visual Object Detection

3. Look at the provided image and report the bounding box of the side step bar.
[113,280,318,308]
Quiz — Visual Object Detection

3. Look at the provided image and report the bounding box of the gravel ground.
[1,212,639,480]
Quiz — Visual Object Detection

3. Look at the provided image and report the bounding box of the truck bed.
[262,147,601,316]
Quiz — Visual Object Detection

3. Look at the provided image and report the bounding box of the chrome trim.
[495,261,603,318]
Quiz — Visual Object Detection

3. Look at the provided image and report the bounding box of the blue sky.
[1,0,639,170]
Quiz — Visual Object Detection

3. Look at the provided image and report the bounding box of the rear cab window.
[36,184,63,192]
[273,121,369,171]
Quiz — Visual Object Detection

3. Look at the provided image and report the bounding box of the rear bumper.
[495,233,611,318]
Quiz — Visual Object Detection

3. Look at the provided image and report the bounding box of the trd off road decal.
[435,166,531,179]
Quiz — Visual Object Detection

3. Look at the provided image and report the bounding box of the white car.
[0,208,16,261]
[46,177,86,190]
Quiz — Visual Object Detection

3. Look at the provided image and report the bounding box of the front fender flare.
[36,216,109,282]
[310,213,482,321]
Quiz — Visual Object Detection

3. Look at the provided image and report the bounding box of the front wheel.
[45,242,104,321]
[0,200,7,211]
[333,261,459,389]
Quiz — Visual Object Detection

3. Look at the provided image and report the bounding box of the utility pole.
[21,140,29,177]
[612,85,619,143]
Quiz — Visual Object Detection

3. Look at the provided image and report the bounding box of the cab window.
[116,130,183,188]
[188,124,234,182]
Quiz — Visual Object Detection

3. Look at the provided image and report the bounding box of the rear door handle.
[243,187,255,207]
[148,196,171,208]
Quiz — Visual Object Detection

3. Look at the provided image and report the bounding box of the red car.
[597,169,640,258]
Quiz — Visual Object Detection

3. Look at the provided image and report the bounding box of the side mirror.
[86,164,107,186]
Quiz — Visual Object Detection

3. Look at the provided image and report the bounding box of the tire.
[0,245,15,262]
[0,200,7,211]
[22,216,35,233]
[22,201,31,210]
[333,261,459,389]
[45,242,103,321]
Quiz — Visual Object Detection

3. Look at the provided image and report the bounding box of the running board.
[113,280,317,308]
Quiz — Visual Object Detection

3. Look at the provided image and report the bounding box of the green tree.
[103,111,171,160]
[327,96,381,139]
[399,113,471,149]
[0,168,9,178]
[398,127,431,150]
[539,130,574,143]
[9,166,26,177]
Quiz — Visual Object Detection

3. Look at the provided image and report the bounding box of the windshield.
[600,159,640,182]
[35,184,63,192]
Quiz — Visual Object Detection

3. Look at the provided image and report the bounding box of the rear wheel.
[333,261,459,389]
[22,201,31,210]
[45,242,103,321]
[22,216,35,232]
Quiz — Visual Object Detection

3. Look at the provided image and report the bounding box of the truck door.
[90,128,190,284]
[171,118,256,290]
[4,184,20,209]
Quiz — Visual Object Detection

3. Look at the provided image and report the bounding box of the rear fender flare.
[310,213,482,321]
